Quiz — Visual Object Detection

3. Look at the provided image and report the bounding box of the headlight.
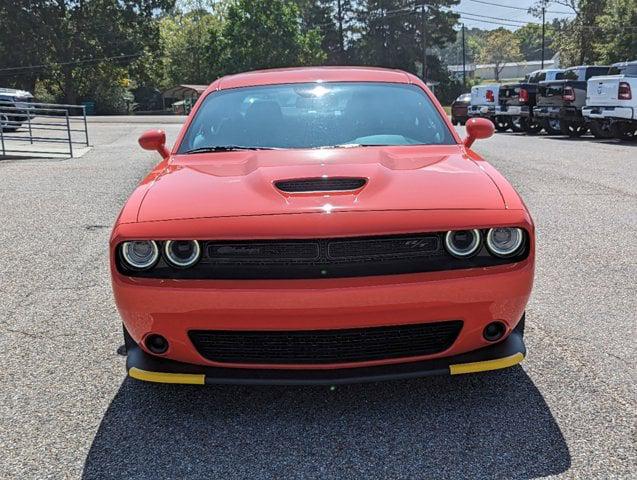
[121,240,159,270]
[486,228,524,257]
[164,240,201,268]
[444,230,481,258]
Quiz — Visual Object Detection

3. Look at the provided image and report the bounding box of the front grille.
[189,321,463,364]
[275,177,366,192]
[119,231,529,279]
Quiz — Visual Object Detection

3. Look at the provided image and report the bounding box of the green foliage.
[158,11,224,87]
[353,0,460,78]
[539,0,635,66]
[593,0,637,63]
[477,28,523,81]
[294,1,357,64]
[514,23,557,61]
[220,0,326,75]
[0,0,175,107]
[2,0,633,115]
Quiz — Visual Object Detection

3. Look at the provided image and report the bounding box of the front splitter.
[125,326,525,386]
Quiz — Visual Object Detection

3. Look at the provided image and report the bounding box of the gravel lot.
[0,119,635,479]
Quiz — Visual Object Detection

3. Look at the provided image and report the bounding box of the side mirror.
[139,129,169,159]
[463,118,494,148]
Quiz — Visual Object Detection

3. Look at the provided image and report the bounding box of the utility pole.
[337,0,344,63]
[421,3,427,83]
[462,23,466,90]
[541,3,546,68]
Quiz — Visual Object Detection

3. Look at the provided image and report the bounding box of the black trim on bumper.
[125,320,526,385]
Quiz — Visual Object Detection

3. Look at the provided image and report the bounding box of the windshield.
[178,82,455,152]
[609,64,637,76]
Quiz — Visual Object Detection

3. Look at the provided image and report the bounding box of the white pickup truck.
[582,60,637,140]
[468,84,511,131]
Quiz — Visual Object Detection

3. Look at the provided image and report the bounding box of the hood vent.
[275,177,366,193]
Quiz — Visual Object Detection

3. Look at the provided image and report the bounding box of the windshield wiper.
[184,145,276,154]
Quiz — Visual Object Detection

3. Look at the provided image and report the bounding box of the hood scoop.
[275,177,367,193]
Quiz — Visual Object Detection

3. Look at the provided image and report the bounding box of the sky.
[452,0,577,31]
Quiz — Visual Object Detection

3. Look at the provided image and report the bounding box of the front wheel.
[494,116,511,132]
[612,122,637,141]
[451,117,459,126]
[542,118,561,135]
[560,120,588,137]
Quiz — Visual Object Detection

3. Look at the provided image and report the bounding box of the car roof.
[530,69,563,75]
[212,67,414,92]
[612,60,637,66]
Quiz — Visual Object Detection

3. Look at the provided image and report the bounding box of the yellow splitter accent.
[128,367,205,385]
[449,352,524,375]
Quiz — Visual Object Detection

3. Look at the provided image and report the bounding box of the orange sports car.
[111,67,534,385]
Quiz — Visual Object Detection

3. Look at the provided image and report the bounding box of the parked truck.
[497,69,563,133]
[582,60,637,141]
[535,66,611,137]
[468,84,511,131]
[0,87,34,132]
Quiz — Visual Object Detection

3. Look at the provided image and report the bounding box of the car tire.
[560,120,588,137]
[589,120,613,139]
[520,117,542,134]
[451,117,458,126]
[542,118,561,135]
[510,116,525,132]
[612,122,637,141]
[494,116,511,132]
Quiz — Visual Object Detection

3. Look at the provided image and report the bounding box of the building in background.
[161,84,208,114]
[448,54,561,82]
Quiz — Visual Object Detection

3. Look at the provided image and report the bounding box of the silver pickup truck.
[0,87,34,132]
[582,61,637,140]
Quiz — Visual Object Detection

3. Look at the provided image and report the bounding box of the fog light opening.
[145,334,169,354]
[483,322,506,342]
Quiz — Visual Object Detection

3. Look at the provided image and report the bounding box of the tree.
[478,28,523,81]
[535,0,608,65]
[354,0,459,78]
[0,0,175,106]
[295,0,357,64]
[158,10,223,87]
[593,0,637,63]
[220,0,326,74]
[514,23,557,61]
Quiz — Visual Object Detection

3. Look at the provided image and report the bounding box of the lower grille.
[189,321,463,365]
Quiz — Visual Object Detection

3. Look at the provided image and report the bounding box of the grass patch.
[442,106,451,115]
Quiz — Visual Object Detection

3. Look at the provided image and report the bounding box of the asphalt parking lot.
[1,119,635,479]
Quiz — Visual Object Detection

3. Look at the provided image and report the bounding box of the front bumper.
[126,319,526,385]
[496,105,530,117]
[582,106,635,121]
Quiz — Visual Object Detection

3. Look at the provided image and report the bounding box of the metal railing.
[0,101,90,158]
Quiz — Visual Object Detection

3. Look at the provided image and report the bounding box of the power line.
[460,17,534,28]
[0,53,142,74]
[457,10,537,25]
[465,0,575,15]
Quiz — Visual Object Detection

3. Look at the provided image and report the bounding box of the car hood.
[136,145,505,222]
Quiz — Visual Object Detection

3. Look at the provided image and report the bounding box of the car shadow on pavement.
[83,366,570,479]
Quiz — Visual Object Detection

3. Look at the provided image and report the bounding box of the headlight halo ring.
[120,240,160,270]
[486,227,525,258]
[164,240,202,268]
[444,229,482,258]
